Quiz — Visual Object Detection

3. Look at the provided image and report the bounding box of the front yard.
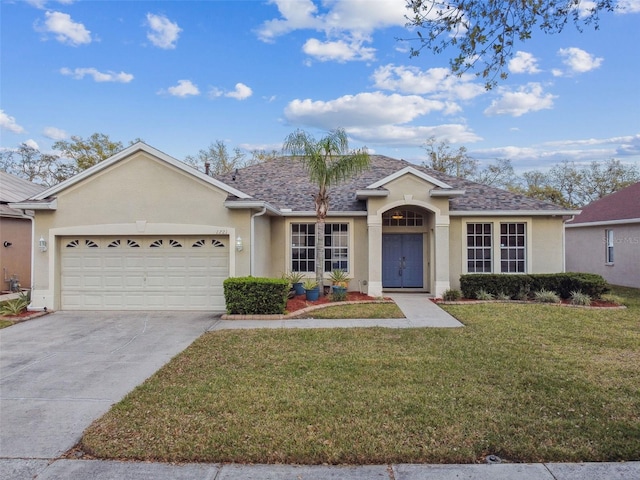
[80,286,640,465]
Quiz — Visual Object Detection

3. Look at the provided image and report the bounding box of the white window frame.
[605,229,614,264]
[500,222,527,273]
[466,222,493,273]
[289,220,353,276]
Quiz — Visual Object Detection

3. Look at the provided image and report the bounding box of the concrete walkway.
[210,293,463,330]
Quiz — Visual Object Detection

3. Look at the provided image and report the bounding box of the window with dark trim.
[500,223,526,273]
[466,223,492,273]
[291,223,349,273]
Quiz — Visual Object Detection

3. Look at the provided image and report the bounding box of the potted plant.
[329,269,350,296]
[286,271,306,295]
[303,279,319,301]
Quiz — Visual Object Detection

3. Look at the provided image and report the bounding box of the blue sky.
[1,0,639,173]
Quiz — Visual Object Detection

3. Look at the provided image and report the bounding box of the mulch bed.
[287,292,378,313]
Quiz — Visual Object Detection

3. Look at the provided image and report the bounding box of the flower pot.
[293,282,305,295]
[332,285,347,295]
[305,287,320,301]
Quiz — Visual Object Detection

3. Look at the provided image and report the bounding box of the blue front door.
[382,234,423,288]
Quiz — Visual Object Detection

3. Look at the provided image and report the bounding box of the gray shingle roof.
[216,155,567,213]
[0,171,46,203]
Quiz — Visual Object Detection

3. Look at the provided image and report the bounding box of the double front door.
[382,234,423,288]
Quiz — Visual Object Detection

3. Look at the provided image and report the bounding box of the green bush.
[223,277,289,315]
[534,289,560,303]
[460,273,609,300]
[475,288,494,300]
[0,292,30,317]
[570,290,591,306]
[442,288,462,301]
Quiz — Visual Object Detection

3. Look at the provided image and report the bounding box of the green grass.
[0,319,14,329]
[81,286,640,465]
[295,302,404,319]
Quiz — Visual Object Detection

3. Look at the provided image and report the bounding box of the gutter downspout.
[250,207,267,276]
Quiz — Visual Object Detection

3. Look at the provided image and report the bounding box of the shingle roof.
[567,182,640,224]
[216,155,569,213]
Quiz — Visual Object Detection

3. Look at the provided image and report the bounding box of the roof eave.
[223,200,281,215]
[566,217,640,228]
[450,209,581,217]
[8,199,58,210]
[356,189,389,199]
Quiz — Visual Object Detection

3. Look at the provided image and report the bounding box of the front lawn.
[80,286,640,465]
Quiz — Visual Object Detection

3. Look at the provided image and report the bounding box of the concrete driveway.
[0,311,216,459]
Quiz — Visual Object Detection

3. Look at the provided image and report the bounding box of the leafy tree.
[185,141,278,176]
[422,136,477,177]
[0,143,70,187]
[510,170,570,207]
[405,0,614,88]
[282,128,370,295]
[579,159,639,204]
[471,158,517,189]
[53,133,124,172]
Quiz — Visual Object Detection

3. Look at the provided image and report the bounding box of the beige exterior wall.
[31,151,251,310]
[566,223,640,288]
[449,215,567,290]
[0,216,33,290]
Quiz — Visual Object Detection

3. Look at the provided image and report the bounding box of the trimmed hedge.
[223,277,289,315]
[460,273,609,300]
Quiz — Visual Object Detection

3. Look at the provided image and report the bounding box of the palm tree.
[282,128,370,295]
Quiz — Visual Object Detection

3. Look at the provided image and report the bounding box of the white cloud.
[554,47,603,76]
[484,83,556,117]
[209,83,254,100]
[43,126,67,140]
[508,51,541,74]
[160,80,200,97]
[60,67,134,83]
[257,0,407,63]
[0,110,26,134]
[225,83,253,100]
[303,36,375,62]
[37,11,92,46]
[347,124,482,146]
[146,13,181,49]
[24,139,40,150]
[26,0,75,8]
[616,0,640,13]
[285,92,451,130]
[372,64,485,101]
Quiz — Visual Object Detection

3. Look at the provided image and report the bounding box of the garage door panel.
[60,235,229,311]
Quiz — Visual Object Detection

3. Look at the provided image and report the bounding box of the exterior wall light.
[236,236,243,252]
[39,236,47,252]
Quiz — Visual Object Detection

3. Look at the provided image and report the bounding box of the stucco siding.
[530,217,565,273]
[566,223,640,288]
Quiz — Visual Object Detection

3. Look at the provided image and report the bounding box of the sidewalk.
[2,458,639,479]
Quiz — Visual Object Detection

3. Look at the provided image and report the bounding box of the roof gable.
[31,142,250,201]
[568,182,640,224]
[365,166,453,189]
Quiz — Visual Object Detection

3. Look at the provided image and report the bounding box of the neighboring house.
[565,182,640,288]
[10,143,578,311]
[0,171,47,291]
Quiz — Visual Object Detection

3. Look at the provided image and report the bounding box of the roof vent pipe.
[204,162,210,175]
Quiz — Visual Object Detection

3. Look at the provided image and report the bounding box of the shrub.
[0,293,30,317]
[475,288,494,301]
[495,291,511,301]
[570,290,591,306]
[330,287,348,302]
[534,289,560,304]
[223,277,289,315]
[442,289,462,301]
[460,273,609,300]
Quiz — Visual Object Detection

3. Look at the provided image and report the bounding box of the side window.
[605,229,614,264]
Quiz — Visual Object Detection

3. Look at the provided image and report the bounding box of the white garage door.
[60,236,229,311]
